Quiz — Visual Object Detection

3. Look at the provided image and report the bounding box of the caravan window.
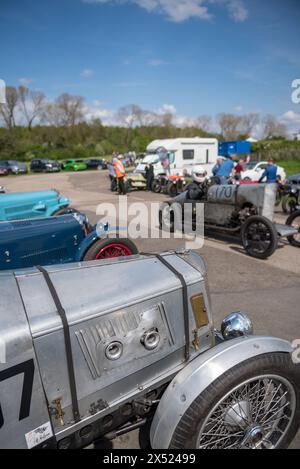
[168,152,175,164]
[183,150,194,160]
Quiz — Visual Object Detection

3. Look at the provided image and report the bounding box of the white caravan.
[135,138,219,177]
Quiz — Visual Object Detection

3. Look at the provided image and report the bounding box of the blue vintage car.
[0,189,71,221]
[0,213,138,270]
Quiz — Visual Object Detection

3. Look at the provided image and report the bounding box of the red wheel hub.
[95,243,133,259]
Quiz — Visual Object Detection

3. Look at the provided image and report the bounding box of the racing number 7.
[0,359,35,429]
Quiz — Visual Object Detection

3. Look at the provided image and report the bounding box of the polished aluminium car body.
[161,183,299,258]
[62,160,87,171]
[0,189,70,221]
[0,251,298,449]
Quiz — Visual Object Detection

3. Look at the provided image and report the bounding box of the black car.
[85,158,107,170]
[1,160,28,175]
[288,173,300,185]
[30,159,61,173]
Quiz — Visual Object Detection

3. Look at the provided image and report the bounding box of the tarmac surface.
[3,170,300,449]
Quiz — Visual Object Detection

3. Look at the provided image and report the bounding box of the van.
[135,138,219,177]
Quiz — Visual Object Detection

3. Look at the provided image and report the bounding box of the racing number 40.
[0,359,35,429]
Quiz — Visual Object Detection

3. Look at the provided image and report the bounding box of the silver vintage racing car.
[0,251,299,449]
[159,182,300,259]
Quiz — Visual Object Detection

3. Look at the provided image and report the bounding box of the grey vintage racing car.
[0,251,299,449]
[159,182,300,259]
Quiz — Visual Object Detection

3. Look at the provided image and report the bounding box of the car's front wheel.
[286,210,300,248]
[83,238,138,261]
[241,215,278,259]
[170,353,300,449]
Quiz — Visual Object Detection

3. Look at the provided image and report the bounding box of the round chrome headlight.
[221,312,253,341]
[141,329,160,351]
[73,212,89,229]
[105,341,123,360]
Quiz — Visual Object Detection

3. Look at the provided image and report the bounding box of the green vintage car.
[61,159,87,171]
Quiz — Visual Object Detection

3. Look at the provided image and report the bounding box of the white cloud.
[80,68,95,77]
[280,110,300,134]
[83,0,248,23]
[157,103,177,114]
[84,100,115,124]
[18,78,33,86]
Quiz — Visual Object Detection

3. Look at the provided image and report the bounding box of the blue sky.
[1,0,300,133]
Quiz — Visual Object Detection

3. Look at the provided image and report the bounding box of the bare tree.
[195,115,212,132]
[263,114,287,139]
[117,104,144,127]
[56,93,85,126]
[240,113,260,137]
[42,102,65,126]
[217,113,243,140]
[18,86,45,129]
[0,86,18,129]
[140,110,159,126]
[159,112,174,128]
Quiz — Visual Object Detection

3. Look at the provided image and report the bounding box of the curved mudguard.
[75,223,110,261]
[150,335,293,449]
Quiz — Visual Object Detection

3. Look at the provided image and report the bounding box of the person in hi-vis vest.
[113,154,127,195]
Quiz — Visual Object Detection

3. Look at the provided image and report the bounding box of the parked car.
[0,189,71,221]
[287,172,300,185]
[0,186,5,193]
[85,158,107,170]
[0,212,138,271]
[61,159,87,171]
[160,182,300,259]
[0,250,299,449]
[1,160,28,174]
[30,159,61,173]
[0,165,9,176]
[241,161,286,182]
[85,158,102,170]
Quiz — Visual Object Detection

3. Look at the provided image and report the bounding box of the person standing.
[215,155,235,184]
[259,159,278,184]
[146,164,154,191]
[114,154,127,195]
[234,159,245,181]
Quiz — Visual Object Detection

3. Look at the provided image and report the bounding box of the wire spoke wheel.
[287,211,300,246]
[95,243,133,259]
[197,375,296,449]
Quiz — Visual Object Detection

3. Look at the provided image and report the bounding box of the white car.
[241,161,286,182]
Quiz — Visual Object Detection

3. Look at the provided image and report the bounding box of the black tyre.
[167,183,177,198]
[152,179,162,193]
[170,353,300,449]
[83,238,138,261]
[286,210,300,248]
[282,195,297,214]
[241,215,278,259]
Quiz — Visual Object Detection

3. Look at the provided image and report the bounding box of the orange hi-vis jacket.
[114,160,125,178]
